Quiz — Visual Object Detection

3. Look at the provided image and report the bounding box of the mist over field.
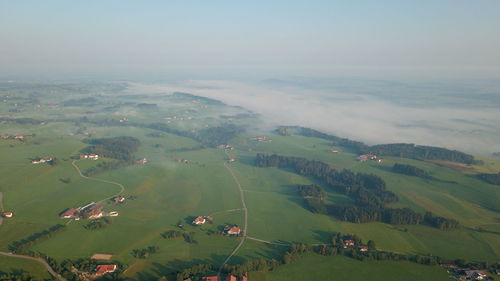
[128,78,500,156]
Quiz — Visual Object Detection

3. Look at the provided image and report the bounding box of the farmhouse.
[31,157,52,164]
[136,158,148,164]
[224,225,241,235]
[227,157,236,163]
[80,154,99,160]
[251,136,272,142]
[93,264,117,278]
[357,154,377,161]
[60,208,78,219]
[328,148,339,153]
[192,216,206,225]
[2,212,13,218]
[343,239,355,247]
[358,246,369,252]
[217,144,233,150]
[113,196,125,203]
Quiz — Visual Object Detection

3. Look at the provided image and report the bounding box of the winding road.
[0,252,67,281]
[71,160,125,203]
[218,152,249,274]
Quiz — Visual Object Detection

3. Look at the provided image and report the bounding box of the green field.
[0,82,498,280]
[250,253,452,281]
[0,255,51,280]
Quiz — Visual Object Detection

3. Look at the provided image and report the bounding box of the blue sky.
[1,0,499,79]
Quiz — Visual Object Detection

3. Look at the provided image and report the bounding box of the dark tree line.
[131,246,159,259]
[84,217,112,230]
[9,225,66,253]
[363,143,477,165]
[256,154,397,208]
[285,126,477,164]
[392,163,430,178]
[476,172,500,185]
[0,271,39,281]
[424,212,459,230]
[175,264,216,281]
[256,154,459,230]
[82,136,140,162]
[161,230,183,239]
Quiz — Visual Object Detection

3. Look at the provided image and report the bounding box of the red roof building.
[225,275,237,281]
[193,216,206,225]
[201,277,218,281]
[113,196,125,203]
[60,208,78,219]
[225,226,241,235]
[344,239,355,247]
[358,246,369,252]
[93,264,117,277]
[2,212,13,218]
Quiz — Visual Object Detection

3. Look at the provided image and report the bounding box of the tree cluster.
[182,232,197,244]
[131,246,159,259]
[392,163,429,178]
[84,217,112,230]
[160,230,183,239]
[423,212,459,230]
[477,172,500,185]
[195,124,244,147]
[288,126,477,164]
[175,264,215,281]
[0,271,37,281]
[82,136,140,162]
[297,184,328,214]
[256,154,459,229]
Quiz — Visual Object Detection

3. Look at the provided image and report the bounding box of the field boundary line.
[71,160,125,203]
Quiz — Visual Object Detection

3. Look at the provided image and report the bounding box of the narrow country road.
[218,151,249,274]
[71,160,125,203]
[0,252,67,281]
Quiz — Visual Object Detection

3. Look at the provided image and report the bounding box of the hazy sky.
[1,0,500,78]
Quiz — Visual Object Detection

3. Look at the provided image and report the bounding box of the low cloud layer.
[129,79,500,156]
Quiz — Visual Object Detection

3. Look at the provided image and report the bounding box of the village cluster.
[71,254,118,280]
[0,134,28,140]
[31,157,53,164]
[441,264,490,281]
[357,153,383,163]
[60,202,119,220]
[80,154,99,160]
[251,136,272,143]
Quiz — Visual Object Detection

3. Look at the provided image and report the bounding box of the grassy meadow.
[0,82,498,280]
